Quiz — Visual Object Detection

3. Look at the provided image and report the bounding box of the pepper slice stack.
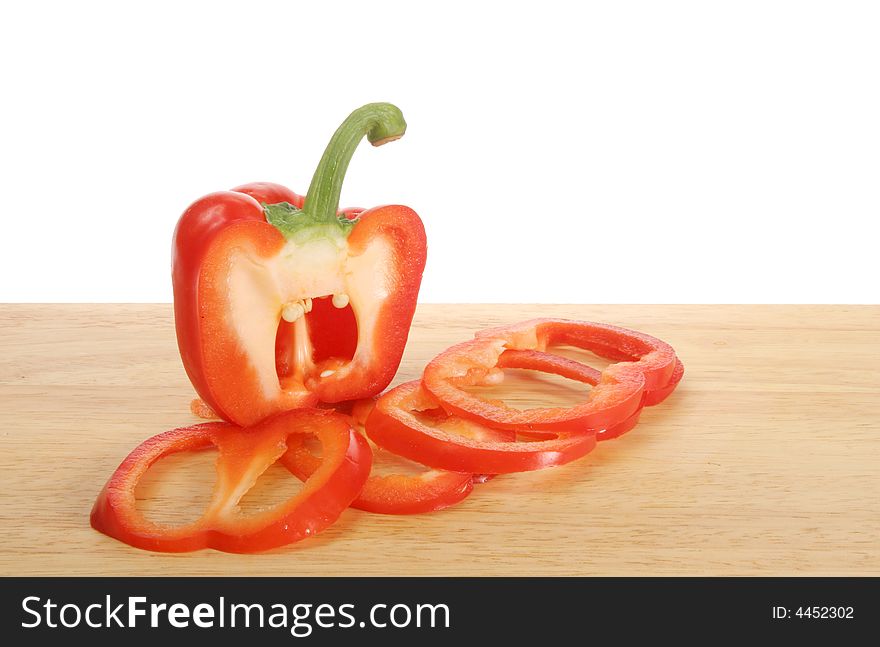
[366,319,683,474]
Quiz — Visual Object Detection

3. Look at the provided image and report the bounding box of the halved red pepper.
[366,381,598,474]
[421,319,678,433]
[90,409,371,553]
[281,398,503,514]
[172,103,427,427]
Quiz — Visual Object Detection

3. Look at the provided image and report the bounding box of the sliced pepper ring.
[504,345,684,408]
[498,348,681,438]
[366,380,598,474]
[281,398,502,514]
[498,349,645,440]
[422,319,678,433]
[90,409,371,553]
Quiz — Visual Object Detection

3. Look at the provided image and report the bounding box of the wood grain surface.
[0,304,877,576]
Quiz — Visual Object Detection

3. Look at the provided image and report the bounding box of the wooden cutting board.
[0,304,877,576]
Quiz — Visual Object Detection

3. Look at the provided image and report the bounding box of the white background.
[1,1,877,303]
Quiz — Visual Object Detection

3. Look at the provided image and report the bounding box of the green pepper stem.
[301,103,406,223]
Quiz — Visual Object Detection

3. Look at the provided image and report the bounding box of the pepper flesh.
[90,409,371,553]
[643,358,685,406]
[172,103,427,427]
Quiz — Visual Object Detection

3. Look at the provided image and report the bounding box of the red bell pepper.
[90,409,371,553]
[366,381,598,474]
[281,398,499,514]
[421,319,678,433]
[172,103,427,427]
